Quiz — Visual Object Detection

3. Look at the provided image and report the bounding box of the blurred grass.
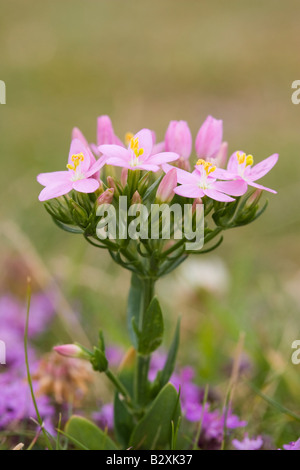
[1,0,300,445]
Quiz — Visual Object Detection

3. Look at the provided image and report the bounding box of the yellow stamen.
[196,159,216,176]
[125,132,134,146]
[246,154,253,166]
[66,152,84,171]
[129,137,144,159]
[237,152,246,164]
[237,152,254,167]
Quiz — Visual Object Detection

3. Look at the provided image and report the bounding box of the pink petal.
[213,168,235,180]
[38,181,73,201]
[138,164,160,172]
[68,139,92,173]
[204,188,235,202]
[248,153,278,181]
[247,181,277,194]
[98,144,129,161]
[174,184,204,198]
[227,151,242,174]
[147,152,179,165]
[133,129,153,158]
[97,115,124,146]
[152,141,165,155]
[37,171,70,186]
[165,120,192,159]
[72,178,99,193]
[72,127,89,147]
[195,115,223,159]
[86,155,107,177]
[213,180,248,196]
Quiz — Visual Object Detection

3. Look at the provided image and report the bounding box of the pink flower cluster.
[37,115,278,203]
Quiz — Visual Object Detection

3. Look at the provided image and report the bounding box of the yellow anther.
[66,152,84,171]
[130,137,139,150]
[125,132,134,146]
[246,154,253,166]
[129,137,144,160]
[196,159,216,176]
[237,152,246,164]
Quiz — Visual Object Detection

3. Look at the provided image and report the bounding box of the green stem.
[134,277,155,406]
[105,369,133,407]
[25,281,54,450]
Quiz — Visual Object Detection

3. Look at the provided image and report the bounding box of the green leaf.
[52,216,84,234]
[127,274,144,348]
[129,383,181,450]
[65,415,118,450]
[138,296,164,355]
[159,318,181,390]
[114,392,135,448]
[90,347,108,372]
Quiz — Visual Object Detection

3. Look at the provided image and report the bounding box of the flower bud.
[97,188,114,205]
[195,115,223,160]
[107,176,118,194]
[121,167,128,187]
[192,197,203,214]
[72,127,89,147]
[177,156,191,171]
[97,115,123,146]
[165,120,192,160]
[212,141,228,168]
[246,189,263,208]
[156,168,177,204]
[53,344,90,360]
[131,190,142,204]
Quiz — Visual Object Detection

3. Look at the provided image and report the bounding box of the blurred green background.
[1,0,300,444]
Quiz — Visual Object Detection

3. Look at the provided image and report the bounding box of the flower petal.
[247,180,277,194]
[227,151,242,173]
[72,127,89,147]
[37,171,70,186]
[248,153,278,181]
[174,184,204,198]
[195,115,223,159]
[204,188,235,202]
[147,152,179,165]
[72,178,99,193]
[213,180,248,196]
[38,181,73,201]
[86,155,107,177]
[98,144,129,161]
[97,115,124,147]
[137,163,160,172]
[133,129,153,158]
[68,139,92,173]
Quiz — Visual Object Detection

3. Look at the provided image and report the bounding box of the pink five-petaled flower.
[98,129,179,172]
[37,139,106,201]
[232,433,263,451]
[164,159,247,202]
[217,151,278,194]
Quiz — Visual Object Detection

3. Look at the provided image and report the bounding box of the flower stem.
[134,277,155,407]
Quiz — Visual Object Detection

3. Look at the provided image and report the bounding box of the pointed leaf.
[65,415,118,450]
[138,296,164,355]
[129,383,181,450]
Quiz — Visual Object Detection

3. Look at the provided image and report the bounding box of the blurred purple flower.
[0,374,54,432]
[282,438,300,450]
[232,433,263,450]
[93,403,114,431]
